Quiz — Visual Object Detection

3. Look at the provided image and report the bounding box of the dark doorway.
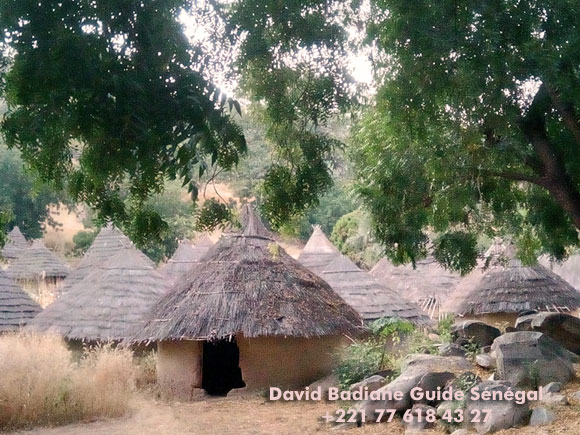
[202,338,246,396]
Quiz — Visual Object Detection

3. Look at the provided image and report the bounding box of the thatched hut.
[297,225,341,274]
[128,205,363,398]
[370,256,460,319]
[0,269,41,332]
[161,235,213,284]
[27,246,168,343]
[319,255,431,326]
[443,240,580,325]
[6,239,69,307]
[1,226,29,262]
[58,224,135,296]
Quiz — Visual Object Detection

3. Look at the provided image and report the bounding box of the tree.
[352,0,580,271]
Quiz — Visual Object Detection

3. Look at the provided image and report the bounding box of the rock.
[465,380,529,433]
[491,331,578,388]
[515,312,580,354]
[529,407,556,426]
[452,320,501,348]
[445,372,482,393]
[357,354,471,421]
[570,391,580,402]
[438,343,467,357]
[543,382,562,393]
[404,404,437,432]
[349,375,386,393]
[541,392,569,406]
[450,430,469,435]
[476,353,496,369]
[436,400,460,417]
[373,369,396,379]
[481,345,492,353]
[505,326,518,333]
[308,374,338,401]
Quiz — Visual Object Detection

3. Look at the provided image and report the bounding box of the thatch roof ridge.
[193,233,214,247]
[539,253,580,292]
[27,246,169,341]
[161,238,213,283]
[321,255,431,325]
[0,269,42,332]
[6,239,69,280]
[128,206,363,342]
[2,226,28,260]
[297,226,342,274]
[444,259,580,316]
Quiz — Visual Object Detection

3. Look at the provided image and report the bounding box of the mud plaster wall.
[157,340,202,400]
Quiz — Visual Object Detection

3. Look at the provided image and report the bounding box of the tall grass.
[0,334,134,431]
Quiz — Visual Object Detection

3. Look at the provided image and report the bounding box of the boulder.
[438,343,467,357]
[543,382,562,394]
[465,380,530,433]
[541,392,569,406]
[445,372,482,393]
[349,375,386,393]
[404,404,437,432]
[570,391,580,402]
[529,407,556,426]
[491,331,578,388]
[357,354,471,421]
[476,353,496,369]
[515,312,580,354]
[308,374,338,401]
[452,320,501,348]
[450,430,469,435]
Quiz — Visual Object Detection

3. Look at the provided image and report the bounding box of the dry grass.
[0,334,134,431]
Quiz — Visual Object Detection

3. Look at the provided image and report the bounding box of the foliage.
[195,198,236,233]
[72,229,98,256]
[437,315,455,344]
[330,209,382,268]
[433,232,478,276]
[462,338,482,361]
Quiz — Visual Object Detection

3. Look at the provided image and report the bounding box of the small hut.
[1,226,29,262]
[370,256,460,319]
[161,235,213,284]
[58,224,135,296]
[27,246,168,343]
[0,269,41,332]
[443,240,580,325]
[297,225,341,274]
[6,239,69,307]
[320,255,431,326]
[128,205,363,398]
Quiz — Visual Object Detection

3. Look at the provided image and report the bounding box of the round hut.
[128,205,363,399]
[6,239,69,307]
[161,234,213,284]
[1,226,29,262]
[319,255,431,326]
[26,246,169,343]
[58,224,135,296]
[443,240,580,325]
[0,269,41,333]
[370,256,460,319]
[297,225,341,275]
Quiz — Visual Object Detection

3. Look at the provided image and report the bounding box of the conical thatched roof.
[370,256,460,309]
[0,269,42,332]
[541,254,580,292]
[6,240,69,281]
[297,225,341,274]
[1,226,28,260]
[59,225,136,295]
[27,246,169,341]
[128,205,363,342]
[320,255,431,326]
[161,236,213,284]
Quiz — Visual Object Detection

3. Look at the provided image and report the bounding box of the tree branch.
[545,83,580,147]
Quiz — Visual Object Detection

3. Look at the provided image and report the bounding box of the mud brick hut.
[6,239,69,307]
[161,234,213,285]
[1,226,29,263]
[443,239,580,325]
[0,269,41,333]
[297,225,341,274]
[128,205,363,399]
[27,246,169,346]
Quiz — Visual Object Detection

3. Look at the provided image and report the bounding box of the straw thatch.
[320,255,431,326]
[161,235,213,284]
[58,224,136,296]
[541,254,580,292]
[0,269,41,332]
[27,246,169,341]
[6,239,69,281]
[297,225,341,274]
[128,205,364,342]
[1,226,28,260]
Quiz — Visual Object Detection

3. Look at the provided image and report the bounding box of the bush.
[437,315,455,343]
[0,334,134,431]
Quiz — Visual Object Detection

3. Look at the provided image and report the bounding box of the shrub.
[0,334,134,431]
[334,341,384,389]
[437,315,455,343]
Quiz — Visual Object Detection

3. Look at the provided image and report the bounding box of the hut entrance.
[202,339,245,396]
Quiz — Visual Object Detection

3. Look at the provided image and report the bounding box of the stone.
[357,354,471,421]
[515,312,580,355]
[476,353,496,369]
[505,326,518,333]
[436,400,460,417]
[491,331,578,388]
[403,404,437,432]
[529,407,556,426]
[543,382,562,394]
[450,430,469,435]
[445,372,482,393]
[452,320,501,348]
[465,380,529,433]
[349,375,386,393]
[308,374,338,401]
[570,391,580,402]
[541,392,569,406]
[438,342,467,357]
